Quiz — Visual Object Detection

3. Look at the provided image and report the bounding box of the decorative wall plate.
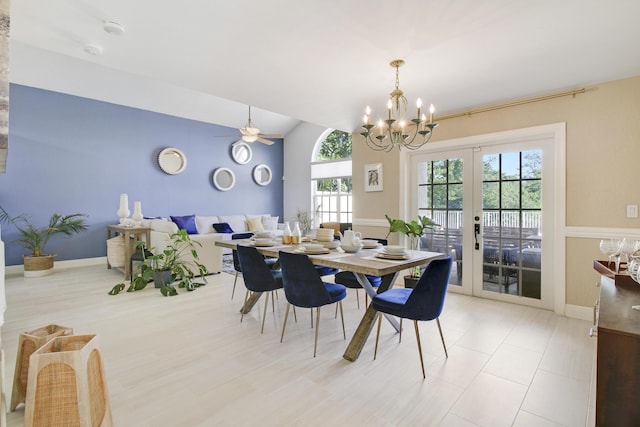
[253,164,272,186]
[212,167,236,191]
[231,142,252,164]
[158,147,187,175]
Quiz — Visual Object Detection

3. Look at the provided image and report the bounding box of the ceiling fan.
[235,105,282,146]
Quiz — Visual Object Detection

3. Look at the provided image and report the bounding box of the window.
[311,130,352,225]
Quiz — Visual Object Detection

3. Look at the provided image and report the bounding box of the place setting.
[296,243,331,255]
[361,239,382,249]
[251,231,277,247]
[374,245,411,260]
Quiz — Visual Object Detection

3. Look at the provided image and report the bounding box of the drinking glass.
[620,238,640,268]
[599,239,617,269]
[612,239,623,273]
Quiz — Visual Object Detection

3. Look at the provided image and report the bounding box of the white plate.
[375,252,410,260]
[254,242,274,247]
[384,245,407,255]
[362,242,381,249]
[299,248,330,255]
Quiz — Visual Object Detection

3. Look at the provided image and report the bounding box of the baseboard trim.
[5,256,107,276]
[565,304,594,322]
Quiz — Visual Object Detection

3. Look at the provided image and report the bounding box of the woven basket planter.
[24,334,112,427]
[10,324,73,412]
[23,255,55,278]
[106,236,126,268]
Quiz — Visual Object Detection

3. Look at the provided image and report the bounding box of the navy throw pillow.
[170,214,198,234]
[213,222,234,233]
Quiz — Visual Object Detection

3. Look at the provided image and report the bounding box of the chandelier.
[361,59,438,151]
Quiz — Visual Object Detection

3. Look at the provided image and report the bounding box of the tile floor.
[1,263,596,426]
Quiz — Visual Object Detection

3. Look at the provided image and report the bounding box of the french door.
[409,134,558,310]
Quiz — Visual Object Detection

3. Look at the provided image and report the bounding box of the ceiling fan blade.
[259,134,284,139]
[257,136,275,145]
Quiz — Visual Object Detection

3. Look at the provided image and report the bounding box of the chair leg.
[339,301,346,340]
[399,318,403,343]
[373,312,383,360]
[241,290,250,323]
[314,307,321,357]
[334,303,338,319]
[355,289,360,309]
[232,272,239,299]
[293,306,297,322]
[280,303,291,343]
[271,291,276,312]
[436,317,448,358]
[261,292,269,334]
[414,320,426,379]
[310,309,314,329]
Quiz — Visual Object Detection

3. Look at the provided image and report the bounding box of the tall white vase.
[117,193,130,225]
[132,201,143,226]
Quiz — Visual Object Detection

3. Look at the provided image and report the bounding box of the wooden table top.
[215,239,445,276]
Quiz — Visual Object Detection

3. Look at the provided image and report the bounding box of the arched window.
[311,130,352,225]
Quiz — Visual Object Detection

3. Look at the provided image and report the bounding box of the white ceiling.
[9,0,640,136]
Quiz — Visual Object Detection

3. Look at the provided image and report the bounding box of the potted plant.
[108,229,208,296]
[385,214,438,288]
[0,206,88,277]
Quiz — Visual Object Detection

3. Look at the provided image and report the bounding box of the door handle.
[474,223,480,250]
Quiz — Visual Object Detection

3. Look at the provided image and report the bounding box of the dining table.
[215,238,445,362]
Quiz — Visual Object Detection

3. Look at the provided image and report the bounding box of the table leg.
[122,230,131,280]
[240,291,263,314]
[343,272,399,362]
[106,229,112,270]
[354,272,400,331]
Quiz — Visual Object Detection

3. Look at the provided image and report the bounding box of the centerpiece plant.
[108,229,208,297]
[385,214,439,281]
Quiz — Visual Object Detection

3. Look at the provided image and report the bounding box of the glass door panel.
[478,149,542,300]
[417,156,466,288]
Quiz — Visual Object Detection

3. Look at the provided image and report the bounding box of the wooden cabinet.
[593,260,640,426]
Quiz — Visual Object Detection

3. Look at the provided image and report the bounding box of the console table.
[106,225,150,279]
[593,260,640,426]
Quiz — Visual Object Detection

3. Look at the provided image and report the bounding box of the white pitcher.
[343,230,362,246]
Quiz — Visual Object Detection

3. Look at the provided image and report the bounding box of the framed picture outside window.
[364,163,383,192]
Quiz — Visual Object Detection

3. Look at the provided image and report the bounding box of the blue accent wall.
[1,84,283,266]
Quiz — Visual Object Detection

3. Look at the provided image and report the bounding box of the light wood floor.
[2,263,596,426]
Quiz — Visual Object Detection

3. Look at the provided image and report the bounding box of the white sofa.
[144,214,282,275]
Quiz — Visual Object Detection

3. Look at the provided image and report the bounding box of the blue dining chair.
[236,245,283,333]
[231,233,277,299]
[278,251,347,357]
[372,256,452,378]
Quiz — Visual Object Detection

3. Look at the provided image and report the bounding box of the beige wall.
[352,74,640,309]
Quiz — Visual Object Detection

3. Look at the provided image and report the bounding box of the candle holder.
[117,193,130,225]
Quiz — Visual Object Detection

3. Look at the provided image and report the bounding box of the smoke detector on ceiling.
[103,21,125,36]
